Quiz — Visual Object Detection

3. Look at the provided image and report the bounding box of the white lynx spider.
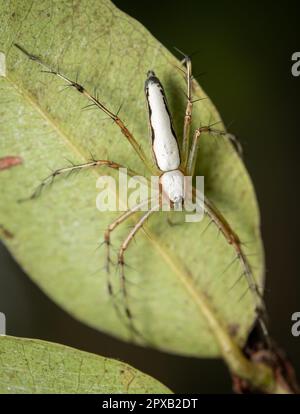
[15,44,269,345]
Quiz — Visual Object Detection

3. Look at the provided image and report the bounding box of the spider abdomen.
[145,71,180,172]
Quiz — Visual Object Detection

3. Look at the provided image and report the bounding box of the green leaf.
[0,336,171,393]
[0,0,264,357]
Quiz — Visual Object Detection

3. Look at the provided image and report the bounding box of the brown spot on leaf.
[228,323,239,337]
[0,224,14,239]
[0,156,22,171]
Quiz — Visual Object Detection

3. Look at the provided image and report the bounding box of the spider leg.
[102,198,151,333]
[186,125,242,177]
[21,159,142,201]
[103,198,151,274]
[180,54,193,169]
[14,43,155,174]
[117,204,159,338]
[193,187,270,345]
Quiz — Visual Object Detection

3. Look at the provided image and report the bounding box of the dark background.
[1,0,299,393]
